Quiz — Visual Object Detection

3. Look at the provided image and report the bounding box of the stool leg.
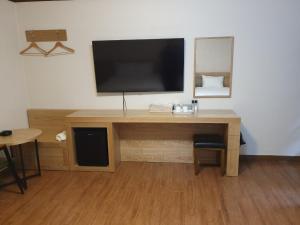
[3,147,24,194]
[220,149,226,176]
[193,148,200,175]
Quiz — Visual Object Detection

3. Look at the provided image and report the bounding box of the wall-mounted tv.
[92,38,184,93]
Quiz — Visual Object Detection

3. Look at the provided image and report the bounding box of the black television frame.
[92,38,185,93]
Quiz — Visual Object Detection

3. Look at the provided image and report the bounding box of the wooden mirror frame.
[193,36,234,98]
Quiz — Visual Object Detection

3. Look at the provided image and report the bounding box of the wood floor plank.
[0,160,299,225]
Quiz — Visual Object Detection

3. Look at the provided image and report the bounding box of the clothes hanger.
[46,41,75,56]
[19,42,47,56]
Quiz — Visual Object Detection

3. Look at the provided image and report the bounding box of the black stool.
[0,145,24,194]
[193,134,226,175]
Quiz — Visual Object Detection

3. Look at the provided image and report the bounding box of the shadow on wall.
[240,124,258,155]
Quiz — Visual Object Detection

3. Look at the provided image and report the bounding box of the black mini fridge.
[73,128,109,166]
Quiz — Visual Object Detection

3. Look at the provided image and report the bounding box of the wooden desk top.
[66,109,240,124]
[0,128,42,146]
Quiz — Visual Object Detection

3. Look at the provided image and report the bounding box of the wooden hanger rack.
[20,29,75,56]
[26,30,67,42]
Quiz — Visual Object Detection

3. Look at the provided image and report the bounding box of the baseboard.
[240,155,300,162]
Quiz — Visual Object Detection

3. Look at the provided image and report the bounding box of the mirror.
[194,37,234,98]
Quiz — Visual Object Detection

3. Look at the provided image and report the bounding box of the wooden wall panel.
[118,123,225,164]
[26,109,76,170]
[121,140,219,163]
[27,109,75,143]
[16,142,68,170]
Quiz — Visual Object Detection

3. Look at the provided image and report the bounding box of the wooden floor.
[0,160,299,225]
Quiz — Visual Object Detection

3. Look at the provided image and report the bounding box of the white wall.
[16,0,300,156]
[0,0,29,130]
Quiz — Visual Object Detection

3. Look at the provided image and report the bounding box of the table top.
[66,109,240,124]
[0,128,42,146]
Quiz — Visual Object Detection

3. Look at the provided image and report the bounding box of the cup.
[175,105,181,112]
[182,106,188,112]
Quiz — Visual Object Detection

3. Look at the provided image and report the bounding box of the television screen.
[92,38,184,92]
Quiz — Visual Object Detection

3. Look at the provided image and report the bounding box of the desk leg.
[34,139,41,176]
[226,122,241,176]
[226,136,240,176]
[18,144,27,189]
[3,147,24,194]
[17,140,41,183]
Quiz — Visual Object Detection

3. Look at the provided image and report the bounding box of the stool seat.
[194,134,225,149]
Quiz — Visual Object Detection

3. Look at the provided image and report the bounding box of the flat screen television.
[92,38,184,92]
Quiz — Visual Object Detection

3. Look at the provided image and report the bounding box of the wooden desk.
[0,128,42,189]
[66,110,241,176]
